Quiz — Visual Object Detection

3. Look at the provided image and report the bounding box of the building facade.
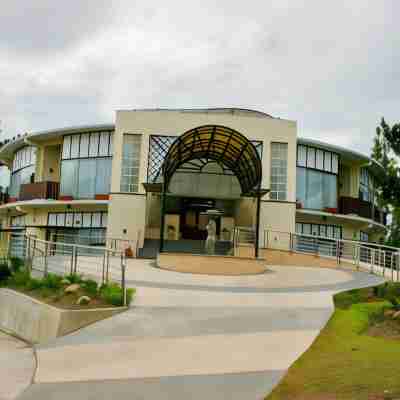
[0,108,387,256]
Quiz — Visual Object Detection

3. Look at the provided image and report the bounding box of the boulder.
[64,284,80,294]
[392,310,400,320]
[76,296,91,305]
[384,309,396,317]
[61,278,71,285]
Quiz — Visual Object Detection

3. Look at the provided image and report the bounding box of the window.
[47,211,107,228]
[297,145,307,167]
[296,167,337,210]
[62,131,113,160]
[296,222,342,239]
[121,134,142,192]
[360,231,369,242]
[60,158,112,199]
[296,144,339,174]
[360,167,372,202]
[60,132,113,199]
[9,146,37,198]
[270,142,288,201]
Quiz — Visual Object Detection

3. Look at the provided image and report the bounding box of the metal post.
[44,242,48,277]
[397,252,400,282]
[255,190,261,259]
[102,251,106,285]
[382,251,385,277]
[121,253,126,306]
[391,253,394,281]
[370,249,374,274]
[159,184,167,253]
[106,250,110,283]
[73,246,78,274]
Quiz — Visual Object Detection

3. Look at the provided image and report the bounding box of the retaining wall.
[0,289,125,343]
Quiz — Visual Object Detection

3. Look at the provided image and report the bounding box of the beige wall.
[112,109,297,200]
[107,194,146,247]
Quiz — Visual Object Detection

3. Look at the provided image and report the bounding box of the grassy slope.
[267,294,400,400]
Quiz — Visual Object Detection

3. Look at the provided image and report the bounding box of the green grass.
[266,287,400,400]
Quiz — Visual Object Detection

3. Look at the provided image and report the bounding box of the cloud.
[1,0,399,157]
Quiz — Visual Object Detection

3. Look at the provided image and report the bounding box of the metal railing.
[24,235,128,305]
[263,229,400,282]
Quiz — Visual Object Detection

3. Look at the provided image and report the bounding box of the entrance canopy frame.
[162,125,262,196]
[152,124,268,258]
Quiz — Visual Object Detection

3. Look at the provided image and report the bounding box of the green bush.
[100,283,135,306]
[25,277,43,291]
[9,269,31,287]
[9,257,25,273]
[41,273,63,290]
[0,262,11,282]
[64,273,83,284]
[82,279,98,296]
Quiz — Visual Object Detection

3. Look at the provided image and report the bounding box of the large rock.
[64,284,80,294]
[76,296,91,305]
[384,309,396,317]
[392,310,400,320]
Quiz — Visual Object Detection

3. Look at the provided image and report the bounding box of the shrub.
[8,269,31,287]
[9,257,25,273]
[81,279,98,296]
[0,262,11,282]
[100,283,135,306]
[25,278,43,291]
[387,296,400,310]
[64,273,83,284]
[41,273,63,290]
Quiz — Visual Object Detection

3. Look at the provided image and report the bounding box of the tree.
[372,118,400,246]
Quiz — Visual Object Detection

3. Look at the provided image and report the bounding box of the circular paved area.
[19,263,384,400]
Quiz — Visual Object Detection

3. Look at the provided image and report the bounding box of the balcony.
[19,181,59,201]
[339,196,387,226]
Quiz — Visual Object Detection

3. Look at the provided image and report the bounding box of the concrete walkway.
[18,264,384,400]
[0,331,35,400]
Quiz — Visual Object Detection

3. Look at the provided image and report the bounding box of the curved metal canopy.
[162,125,262,195]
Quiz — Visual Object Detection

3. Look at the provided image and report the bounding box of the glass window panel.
[121,134,142,192]
[303,224,311,235]
[77,159,96,199]
[92,212,101,227]
[60,160,79,197]
[70,135,80,159]
[48,213,57,226]
[99,132,110,156]
[316,149,324,170]
[324,152,331,172]
[311,224,319,236]
[307,147,315,168]
[270,143,288,200]
[65,213,74,227]
[82,213,92,227]
[79,133,89,158]
[73,213,82,227]
[296,223,302,233]
[327,226,333,238]
[89,132,99,157]
[95,158,112,194]
[101,213,108,227]
[319,225,327,237]
[332,154,339,174]
[108,134,113,156]
[56,213,66,227]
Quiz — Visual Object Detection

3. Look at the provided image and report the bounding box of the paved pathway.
[18,264,384,400]
[0,331,34,400]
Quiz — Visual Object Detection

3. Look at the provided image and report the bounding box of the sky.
[1,0,399,155]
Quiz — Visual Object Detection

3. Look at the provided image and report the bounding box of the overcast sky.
[1,1,399,155]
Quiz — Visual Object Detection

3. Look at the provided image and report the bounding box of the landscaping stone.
[76,296,91,305]
[392,310,400,320]
[65,284,80,294]
[384,309,395,317]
